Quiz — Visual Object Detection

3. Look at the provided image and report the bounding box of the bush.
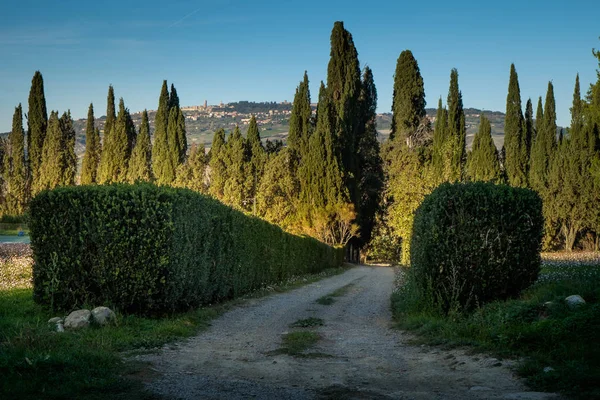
[409,182,543,313]
[29,184,343,314]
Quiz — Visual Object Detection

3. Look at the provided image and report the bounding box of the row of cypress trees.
[374,46,600,263]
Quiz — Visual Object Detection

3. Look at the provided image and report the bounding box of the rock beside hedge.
[91,306,116,325]
[64,310,92,329]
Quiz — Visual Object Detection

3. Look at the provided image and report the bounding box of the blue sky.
[1,0,599,132]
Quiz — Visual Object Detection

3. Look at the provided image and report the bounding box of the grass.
[316,283,355,305]
[392,254,600,399]
[290,317,324,328]
[0,261,350,400]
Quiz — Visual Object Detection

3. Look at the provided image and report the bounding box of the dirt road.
[136,266,559,399]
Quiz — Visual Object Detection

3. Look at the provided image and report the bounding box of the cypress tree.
[356,66,383,245]
[544,82,558,157]
[524,98,534,174]
[504,64,527,187]
[27,71,48,194]
[81,103,101,184]
[246,115,266,212]
[174,143,206,192]
[327,21,361,198]
[446,69,466,181]
[39,111,75,190]
[169,84,180,110]
[287,71,312,156]
[466,114,501,182]
[390,50,426,145]
[152,81,172,185]
[432,97,447,179]
[177,107,187,164]
[4,104,28,214]
[208,128,227,199]
[104,85,116,144]
[97,99,131,183]
[535,96,544,143]
[163,106,180,184]
[59,111,77,186]
[127,110,153,182]
[222,126,248,208]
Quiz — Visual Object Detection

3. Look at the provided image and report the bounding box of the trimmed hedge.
[29,184,343,314]
[409,182,543,312]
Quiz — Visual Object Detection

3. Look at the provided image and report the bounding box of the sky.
[1,0,599,132]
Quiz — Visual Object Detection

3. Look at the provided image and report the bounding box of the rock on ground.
[64,309,91,330]
[92,306,116,325]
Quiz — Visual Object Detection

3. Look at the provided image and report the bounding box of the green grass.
[316,283,355,305]
[278,331,320,356]
[0,265,349,399]
[290,317,324,328]
[392,259,600,399]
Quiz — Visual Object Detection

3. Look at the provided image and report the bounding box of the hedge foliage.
[409,182,544,313]
[29,184,343,314]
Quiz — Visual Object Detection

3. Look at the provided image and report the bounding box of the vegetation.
[409,182,544,313]
[393,256,600,399]
[315,283,355,305]
[29,184,343,314]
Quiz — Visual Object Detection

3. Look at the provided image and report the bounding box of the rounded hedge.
[409,182,543,312]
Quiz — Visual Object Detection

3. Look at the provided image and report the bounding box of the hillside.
[2,102,528,161]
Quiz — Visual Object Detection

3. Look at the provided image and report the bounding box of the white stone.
[64,309,91,329]
[48,317,63,325]
[565,295,586,308]
[543,366,554,373]
[91,306,116,326]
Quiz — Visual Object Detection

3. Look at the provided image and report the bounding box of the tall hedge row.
[409,182,544,313]
[29,184,343,314]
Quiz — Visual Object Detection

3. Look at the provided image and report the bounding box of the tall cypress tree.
[152,81,172,185]
[4,104,28,214]
[127,110,153,183]
[27,71,48,194]
[60,111,77,186]
[246,115,266,212]
[287,71,312,156]
[327,21,361,198]
[530,83,557,194]
[356,66,383,245]
[176,107,187,164]
[208,128,227,199]
[504,64,527,187]
[524,98,534,175]
[466,114,501,182]
[81,103,101,184]
[98,99,131,183]
[104,85,116,144]
[390,50,426,145]
[446,69,466,181]
[163,107,180,184]
[544,82,558,156]
[432,97,447,179]
[174,143,206,192]
[535,96,544,143]
[222,126,248,208]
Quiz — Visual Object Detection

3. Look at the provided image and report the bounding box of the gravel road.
[135,266,560,400]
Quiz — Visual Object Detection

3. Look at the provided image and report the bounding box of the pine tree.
[127,110,153,182]
[81,103,101,184]
[524,98,534,176]
[27,71,48,194]
[327,21,361,199]
[504,64,527,187]
[104,85,116,144]
[356,66,383,246]
[174,143,206,192]
[287,71,312,156]
[390,50,426,146]
[466,114,501,182]
[446,69,466,181]
[3,104,28,214]
[97,99,131,183]
[208,128,227,199]
[152,81,172,185]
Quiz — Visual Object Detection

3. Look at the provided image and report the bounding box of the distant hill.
[3,102,554,161]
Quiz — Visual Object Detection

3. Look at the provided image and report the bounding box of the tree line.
[1,22,599,260]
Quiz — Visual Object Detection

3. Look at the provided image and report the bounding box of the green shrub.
[409,182,543,313]
[29,184,343,314]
